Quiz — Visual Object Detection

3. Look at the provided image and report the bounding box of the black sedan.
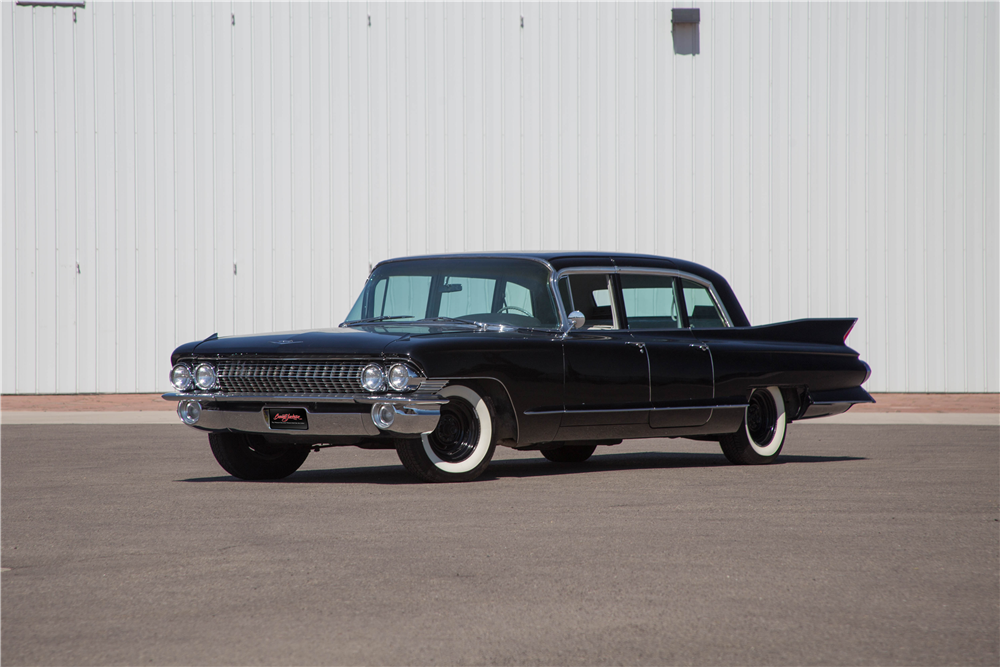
[164,253,873,482]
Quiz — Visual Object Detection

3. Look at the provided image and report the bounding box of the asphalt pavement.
[2,423,998,666]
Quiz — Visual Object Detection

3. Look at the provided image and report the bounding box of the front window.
[558,273,619,329]
[345,258,560,328]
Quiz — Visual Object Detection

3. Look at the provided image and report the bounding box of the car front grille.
[216,359,369,394]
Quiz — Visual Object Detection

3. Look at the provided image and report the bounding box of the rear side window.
[620,274,682,329]
[681,279,726,328]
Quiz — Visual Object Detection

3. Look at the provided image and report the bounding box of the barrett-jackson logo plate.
[266,408,309,430]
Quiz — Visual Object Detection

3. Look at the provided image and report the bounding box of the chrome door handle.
[690,343,709,352]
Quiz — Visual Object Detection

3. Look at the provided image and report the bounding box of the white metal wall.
[3,2,998,394]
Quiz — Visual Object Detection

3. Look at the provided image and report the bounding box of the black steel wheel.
[395,384,497,482]
[425,396,481,463]
[719,386,787,465]
[209,432,310,480]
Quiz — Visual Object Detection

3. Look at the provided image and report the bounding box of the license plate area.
[266,407,309,430]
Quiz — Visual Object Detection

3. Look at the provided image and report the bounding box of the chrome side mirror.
[568,311,586,330]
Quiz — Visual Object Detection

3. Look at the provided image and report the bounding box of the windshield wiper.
[413,317,482,326]
[340,315,414,327]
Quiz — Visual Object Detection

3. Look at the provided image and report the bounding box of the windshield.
[344,258,560,328]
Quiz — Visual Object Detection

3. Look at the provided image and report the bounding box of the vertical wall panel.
[132,2,156,391]
[708,3,732,278]
[52,7,77,392]
[33,8,57,392]
[305,3,327,328]
[520,2,542,250]
[289,4,312,331]
[74,1,97,392]
[444,4,466,254]
[2,2,997,394]
[985,2,1000,393]
[211,2,235,339]
[2,1,18,394]
[537,2,558,251]
[864,2,889,396]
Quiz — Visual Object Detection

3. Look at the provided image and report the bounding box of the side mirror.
[567,311,586,330]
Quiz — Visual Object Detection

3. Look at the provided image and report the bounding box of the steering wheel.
[499,305,531,317]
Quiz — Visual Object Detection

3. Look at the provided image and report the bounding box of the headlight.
[170,364,193,391]
[194,363,218,390]
[387,363,419,392]
[361,364,386,392]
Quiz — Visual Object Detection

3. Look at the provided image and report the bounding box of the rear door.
[617,272,714,427]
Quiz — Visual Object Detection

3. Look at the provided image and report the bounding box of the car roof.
[379,251,702,278]
[375,252,751,326]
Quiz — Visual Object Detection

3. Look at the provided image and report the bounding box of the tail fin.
[744,318,859,346]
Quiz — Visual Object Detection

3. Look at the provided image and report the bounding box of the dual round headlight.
[170,363,218,391]
[170,364,193,391]
[361,363,419,393]
[193,363,218,390]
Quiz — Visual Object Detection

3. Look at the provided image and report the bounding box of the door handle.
[690,343,709,352]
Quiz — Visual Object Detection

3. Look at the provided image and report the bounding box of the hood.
[186,327,406,358]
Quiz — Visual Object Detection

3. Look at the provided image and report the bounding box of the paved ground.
[2,423,997,666]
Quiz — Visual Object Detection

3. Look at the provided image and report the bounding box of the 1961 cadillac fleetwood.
[164,253,873,482]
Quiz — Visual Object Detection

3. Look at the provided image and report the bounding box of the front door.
[559,272,649,427]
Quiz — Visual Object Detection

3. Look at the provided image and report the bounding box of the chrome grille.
[216,360,368,394]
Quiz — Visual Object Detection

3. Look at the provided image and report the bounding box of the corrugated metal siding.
[2,1,997,394]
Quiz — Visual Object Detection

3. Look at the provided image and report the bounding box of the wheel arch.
[434,377,519,445]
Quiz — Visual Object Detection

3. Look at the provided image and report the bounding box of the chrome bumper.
[161,393,444,436]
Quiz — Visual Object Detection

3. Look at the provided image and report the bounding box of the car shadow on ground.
[178,451,864,485]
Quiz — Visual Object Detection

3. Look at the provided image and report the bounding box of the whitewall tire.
[395,384,497,482]
[719,386,787,465]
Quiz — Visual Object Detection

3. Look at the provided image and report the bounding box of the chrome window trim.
[552,266,733,330]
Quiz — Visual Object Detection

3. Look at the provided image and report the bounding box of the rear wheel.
[719,386,787,465]
[209,432,310,480]
[541,443,598,463]
[395,384,497,482]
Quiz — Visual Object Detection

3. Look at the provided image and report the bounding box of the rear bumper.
[162,393,445,436]
[797,386,875,420]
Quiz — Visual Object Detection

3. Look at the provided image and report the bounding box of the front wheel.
[209,432,310,480]
[395,384,497,482]
[719,386,787,465]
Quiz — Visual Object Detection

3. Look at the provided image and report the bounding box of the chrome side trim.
[523,403,747,416]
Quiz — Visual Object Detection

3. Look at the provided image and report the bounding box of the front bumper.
[161,392,446,436]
